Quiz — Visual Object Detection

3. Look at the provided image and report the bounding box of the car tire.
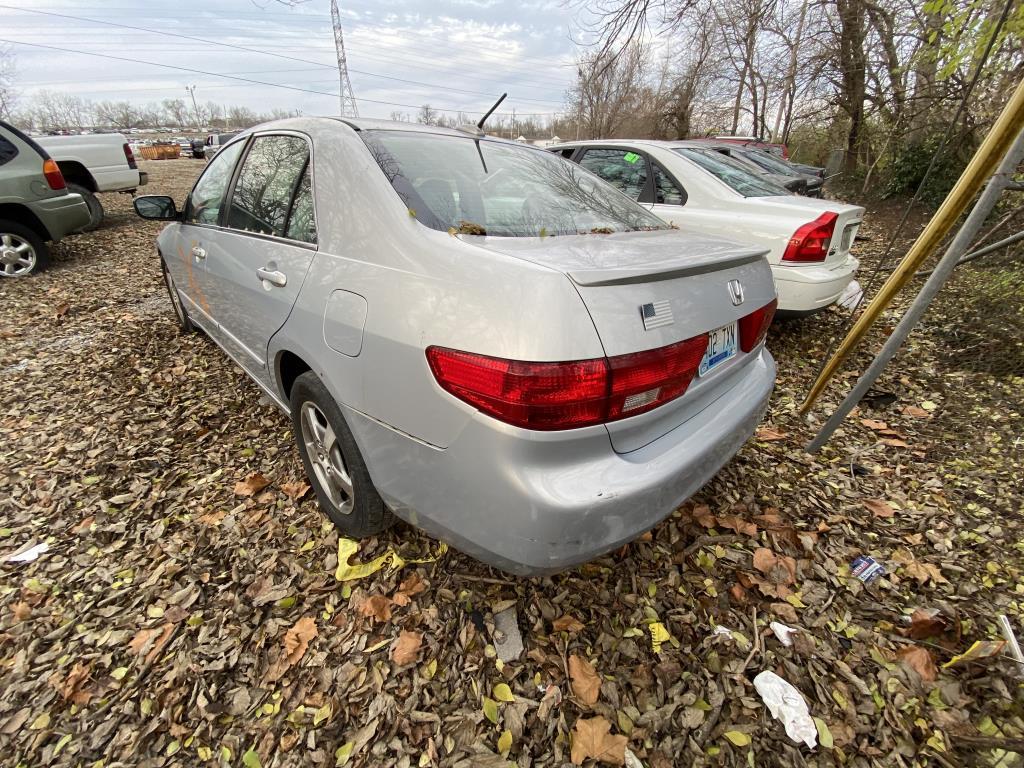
[67,183,104,232]
[290,371,394,538]
[0,220,49,277]
[161,258,195,333]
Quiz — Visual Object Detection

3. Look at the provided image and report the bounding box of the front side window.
[652,163,685,205]
[673,148,790,198]
[578,148,648,201]
[227,135,309,238]
[184,140,245,225]
[361,131,665,237]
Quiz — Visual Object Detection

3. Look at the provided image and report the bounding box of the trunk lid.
[464,229,776,452]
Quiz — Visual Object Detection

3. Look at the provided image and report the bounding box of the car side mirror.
[134,195,179,220]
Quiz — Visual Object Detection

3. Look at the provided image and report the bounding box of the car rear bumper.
[344,347,776,576]
[29,193,92,240]
[772,255,858,313]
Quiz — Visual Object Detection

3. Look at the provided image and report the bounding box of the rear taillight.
[782,212,837,262]
[42,158,65,190]
[739,299,777,352]
[426,335,710,431]
[123,142,137,169]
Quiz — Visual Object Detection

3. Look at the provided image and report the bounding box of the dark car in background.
[686,140,823,197]
[675,140,808,195]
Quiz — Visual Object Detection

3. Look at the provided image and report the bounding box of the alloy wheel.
[0,233,37,277]
[300,401,354,515]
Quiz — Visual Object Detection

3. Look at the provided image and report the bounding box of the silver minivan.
[134,117,777,575]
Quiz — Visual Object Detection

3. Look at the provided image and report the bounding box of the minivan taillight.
[42,158,65,190]
[782,212,837,262]
[739,299,777,352]
[426,335,710,431]
[123,142,137,169]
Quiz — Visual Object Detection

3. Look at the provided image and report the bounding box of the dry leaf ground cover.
[1,159,1022,768]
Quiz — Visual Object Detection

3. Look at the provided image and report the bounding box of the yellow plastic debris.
[334,538,447,582]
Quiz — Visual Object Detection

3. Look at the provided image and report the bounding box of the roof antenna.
[477,93,507,131]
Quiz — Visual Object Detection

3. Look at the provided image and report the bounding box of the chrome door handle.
[256,267,287,287]
[191,246,206,260]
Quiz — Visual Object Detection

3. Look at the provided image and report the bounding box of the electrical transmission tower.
[330,0,359,117]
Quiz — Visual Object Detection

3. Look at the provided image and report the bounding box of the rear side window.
[578,149,648,200]
[652,163,686,206]
[285,166,317,244]
[673,148,790,198]
[184,140,246,225]
[0,136,18,165]
[227,135,310,239]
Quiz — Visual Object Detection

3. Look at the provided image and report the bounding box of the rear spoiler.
[568,249,768,287]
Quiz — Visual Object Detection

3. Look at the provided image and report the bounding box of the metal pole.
[800,77,1024,413]
[807,124,1024,453]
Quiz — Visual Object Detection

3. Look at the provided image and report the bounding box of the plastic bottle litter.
[850,555,885,583]
[753,670,818,749]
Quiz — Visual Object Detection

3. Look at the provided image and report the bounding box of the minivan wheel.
[161,259,194,333]
[0,220,48,277]
[67,184,104,232]
[290,371,394,537]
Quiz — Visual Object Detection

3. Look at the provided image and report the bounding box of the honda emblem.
[727,279,745,306]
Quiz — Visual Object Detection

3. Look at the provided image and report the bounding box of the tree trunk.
[836,0,867,173]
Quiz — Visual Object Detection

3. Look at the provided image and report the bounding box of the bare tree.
[0,44,15,121]
[162,98,191,129]
[570,43,649,139]
[32,90,91,133]
[94,100,143,130]
[417,105,440,125]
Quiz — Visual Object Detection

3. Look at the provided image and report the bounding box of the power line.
[0,38,562,116]
[1,5,571,101]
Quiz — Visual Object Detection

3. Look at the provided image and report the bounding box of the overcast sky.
[0,0,585,123]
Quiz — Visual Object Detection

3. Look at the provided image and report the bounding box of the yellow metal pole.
[800,77,1024,414]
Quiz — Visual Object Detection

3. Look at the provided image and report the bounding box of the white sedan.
[550,140,864,315]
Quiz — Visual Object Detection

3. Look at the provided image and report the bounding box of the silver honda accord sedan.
[133,117,777,575]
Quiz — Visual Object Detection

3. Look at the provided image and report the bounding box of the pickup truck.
[36,133,148,230]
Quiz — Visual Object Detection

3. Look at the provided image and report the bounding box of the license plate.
[699,322,737,376]
[841,223,857,251]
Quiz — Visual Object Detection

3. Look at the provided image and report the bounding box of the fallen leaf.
[493,683,515,703]
[897,645,938,681]
[863,499,895,518]
[391,630,422,665]
[357,595,393,623]
[71,516,94,534]
[902,405,930,417]
[904,561,947,586]
[553,615,586,633]
[128,623,175,663]
[902,609,948,640]
[56,661,92,705]
[716,515,757,537]
[860,418,888,431]
[755,427,788,441]
[942,640,1006,668]
[265,616,317,682]
[724,730,751,747]
[752,548,797,589]
[570,716,627,766]
[234,473,271,496]
[280,480,310,500]
[392,572,427,606]
[482,697,499,724]
[497,729,513,757]
[569,654,601,706]
[649,622,672,654]
[691,505,716,528]
[11,601,31,622]
[880,438,910,447]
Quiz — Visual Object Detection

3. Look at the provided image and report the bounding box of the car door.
[576,147,654,204]
[169,138,247,330]
[205,132,317,390]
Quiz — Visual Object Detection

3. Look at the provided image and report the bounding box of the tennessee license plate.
[699,322,738,376]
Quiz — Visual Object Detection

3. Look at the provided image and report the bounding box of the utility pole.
[330,0,359,117]
[186,84,200,129]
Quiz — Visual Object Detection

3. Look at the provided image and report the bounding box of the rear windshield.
[361,130,667,237]
[673,148,790,198]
